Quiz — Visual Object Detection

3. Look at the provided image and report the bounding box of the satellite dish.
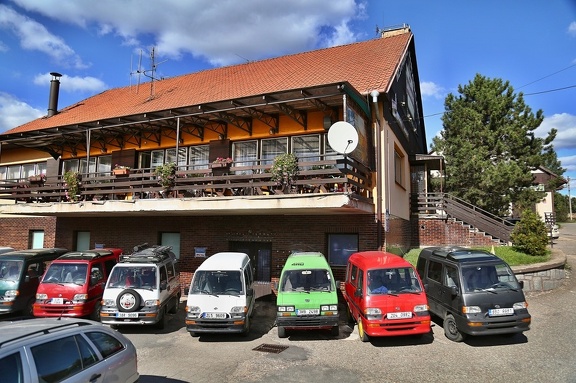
[327,121,358,154]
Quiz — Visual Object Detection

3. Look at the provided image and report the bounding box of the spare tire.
[117,289,141,312]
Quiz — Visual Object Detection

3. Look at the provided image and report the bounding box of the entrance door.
[229,241,271,281]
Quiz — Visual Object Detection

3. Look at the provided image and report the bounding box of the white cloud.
[33,73,107,93]
[559,154,576,172]
[537,113,576,150]
[0,4,88,69]
[420,81,445,99]
[568,21,576,37]
[0,92,43,132]
[9,0,361,66]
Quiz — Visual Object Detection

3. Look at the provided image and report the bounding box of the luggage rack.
[120,243,175,263]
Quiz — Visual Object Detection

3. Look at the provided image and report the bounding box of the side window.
[90,263,104,286]
[76,335,99,368]
[160,265,168,284]
[27,262,40,279]
[350,265,358,286]
[427,260,442,283]
[357,269,364,292]
[86,331,124,358]
[0,351,23,383]
[444,265,460,289]
[32,336,83,383]
[166,262,175,280]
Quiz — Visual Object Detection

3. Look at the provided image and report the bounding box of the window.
[97,155,112,175]
[160,266,168,284]
[62,159,80,174]
[161,232,180,259]
[0,352,23,383]
[79,157,96,174]
[166,148,187,167]
[76,231,90,251]
[151,150,165,168]
[189,145,209,170]
[261,138,288,164]
[327,233,358,266]
[444,266,459,288]
[32,336,83,383]
[29,230,44,249]
[86,331,124,358]
[427,261,442,283]
[233,141,258,174]
[394,146,405,187]
[292,135,320,163]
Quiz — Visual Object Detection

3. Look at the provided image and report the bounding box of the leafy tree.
[432,74,557,217]
[554,192,568,222]
[510,210,548,256]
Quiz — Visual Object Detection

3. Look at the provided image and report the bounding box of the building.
[0,26,429,286]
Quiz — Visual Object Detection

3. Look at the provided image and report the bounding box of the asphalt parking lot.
[123,225,576,383]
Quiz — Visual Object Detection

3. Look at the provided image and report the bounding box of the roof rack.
[0,321,93,348]
[120,243,175,263]
[58,250,112,260]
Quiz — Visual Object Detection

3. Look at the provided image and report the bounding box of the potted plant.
[154,162,177,195]
[211,157,233,168]
[63,171,81,202]
[270,153,299,193]
[113,164,131,176]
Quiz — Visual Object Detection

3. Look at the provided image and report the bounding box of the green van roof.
[282,252,330,270]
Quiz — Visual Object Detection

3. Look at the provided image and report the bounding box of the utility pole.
[568,176,573,221]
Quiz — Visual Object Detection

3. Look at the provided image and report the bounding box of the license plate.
[51,298,64,304]
[296,309,320,316]
[387,312,413,320]
[117,312,139,318]
[488,308,514,317]
[204,312,226,319]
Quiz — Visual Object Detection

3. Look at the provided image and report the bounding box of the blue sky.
[1,0,575,196]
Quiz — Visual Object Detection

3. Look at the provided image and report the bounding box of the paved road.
[125,226,576,383]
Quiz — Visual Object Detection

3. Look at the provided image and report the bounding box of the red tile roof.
[5,31,412,135]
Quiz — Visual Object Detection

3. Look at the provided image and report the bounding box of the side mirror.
[354,288,363,297]
[450,285,459,296]
[160,281,167,291]
[518,280,524,289]
[25,275,30,283]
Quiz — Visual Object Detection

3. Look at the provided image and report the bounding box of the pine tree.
[432,74,558,217]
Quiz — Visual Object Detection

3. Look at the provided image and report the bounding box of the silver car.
[0,317,139,383]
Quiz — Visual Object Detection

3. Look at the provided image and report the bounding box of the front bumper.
[276,314,339,330]
[457,312,531,336]
[33,302,93,318]
[362,315,431,337]
[100,307,161,325]
[185,315,247,334]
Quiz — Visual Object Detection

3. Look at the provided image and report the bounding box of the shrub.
[510,210,549,256]
[270,153,299,193]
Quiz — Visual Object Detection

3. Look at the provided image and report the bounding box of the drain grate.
[252,343,289,354]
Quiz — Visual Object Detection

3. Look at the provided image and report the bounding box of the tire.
[357,318,369,342]
[330,325,339,336]
[443,314,465,342]
[241,315,251,337]
[90,301,101,322]
[24,299,35,318]
[116,289,141,312]
[346,306,355,326]
[277,326,287,338]
[190,332,198,337]
[169,296,179,314]
[156,307,167,330]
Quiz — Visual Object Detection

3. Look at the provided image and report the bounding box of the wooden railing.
[411,192,513,243]
[0,157,371,204]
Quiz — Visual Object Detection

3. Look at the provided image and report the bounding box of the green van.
[276,252,339,338]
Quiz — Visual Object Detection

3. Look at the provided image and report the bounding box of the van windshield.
[42,263,87,285]
[191,270,243,295]
[367,267,422,295]
[461,263,521,293]
[0,260,23,281]
[280,269,332,292]
[107,266,157,289]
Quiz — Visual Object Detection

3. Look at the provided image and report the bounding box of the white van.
[185,252,254,336]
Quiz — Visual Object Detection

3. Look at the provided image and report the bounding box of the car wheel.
[241,315,251,337]
[190,332,198,337]
[346,306,355,326]
[116,289,141,312]
[169,296,179,314]
[90,301,101,322]
[277,326,287,338]
[443,314,465,342]
[156,307,167,330]
[24,298,35,318]
[330,325,339,336]
[357,318,369,342]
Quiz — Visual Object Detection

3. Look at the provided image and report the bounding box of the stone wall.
[512,249,567,292]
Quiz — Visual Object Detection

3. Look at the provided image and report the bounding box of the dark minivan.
[0,248,68,316]
[417,246,531,342]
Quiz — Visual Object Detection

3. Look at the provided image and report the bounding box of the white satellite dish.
[327,121,358,154]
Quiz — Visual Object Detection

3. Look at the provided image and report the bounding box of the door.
[229,241,271,281]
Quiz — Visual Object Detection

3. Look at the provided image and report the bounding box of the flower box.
[210,162,230,169]
[28,175,45,183]
[113,168,130,176]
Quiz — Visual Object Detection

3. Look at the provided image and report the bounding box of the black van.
[0,248,68,316]
[416,246,531,342]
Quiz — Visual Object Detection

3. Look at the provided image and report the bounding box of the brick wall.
[0,216,57,249]
[411,217,495,248]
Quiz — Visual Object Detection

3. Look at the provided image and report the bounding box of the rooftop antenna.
[130,47,167,99]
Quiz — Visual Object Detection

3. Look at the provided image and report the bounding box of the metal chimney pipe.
[48,72,62,117]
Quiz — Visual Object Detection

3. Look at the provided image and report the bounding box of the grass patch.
[402,246,549,267]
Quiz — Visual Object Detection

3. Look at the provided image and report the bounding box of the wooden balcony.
[0,158,372,206]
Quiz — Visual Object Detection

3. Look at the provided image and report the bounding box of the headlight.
[36,293,48,300]
[144,300,160,307]
[4,290,19,301]
[414,304,429,312]
[186,306,201,316]
[277,306,295,312]
[321,305,338,311]
[364,307,382,315]
[462,306,481,314]
[513,302,528,310]
[102,299,116,306]
[73,294,88,303]
[230,306,247,314]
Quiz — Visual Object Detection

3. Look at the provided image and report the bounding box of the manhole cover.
[252,343,289,354]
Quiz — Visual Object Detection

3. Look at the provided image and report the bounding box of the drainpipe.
[370,90,383,251]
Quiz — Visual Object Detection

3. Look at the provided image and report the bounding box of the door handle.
[89,373,101,383]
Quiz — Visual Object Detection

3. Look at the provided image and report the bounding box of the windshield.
[42,263,88,285]
[107,266,157,289]
[190,270,243,295]
[280,269,333,292]
[0,260,23,281]
[462,263,521,293]
[367,267,422,295]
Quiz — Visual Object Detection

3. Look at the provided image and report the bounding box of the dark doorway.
[229,241,271,281]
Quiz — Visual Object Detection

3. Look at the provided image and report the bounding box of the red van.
[344,251,431,341]
[33,248,122,320]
